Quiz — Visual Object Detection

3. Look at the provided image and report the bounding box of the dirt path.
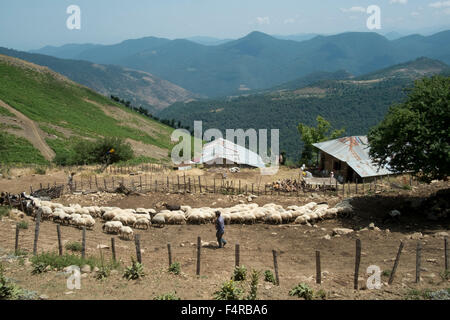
[0,99,55,161]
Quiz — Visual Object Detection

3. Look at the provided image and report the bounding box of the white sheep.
[134,217,151,230]
[264,213,282,225]
[119,226,134,240]
[152,213,165,227]
[102,221,123,234]
[168,213,187,225]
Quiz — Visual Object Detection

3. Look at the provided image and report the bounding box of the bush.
[123,258,145,280]
[246,269,260,300]
[65,242,83,253]
[213,280,243,300]
[154,292,181,300]
[31,252,99,272]
[289,283,314,300]
[17,221,28,230]
[0,207,9,219]
[315,289,327,300]
[264,270,276,284]
[168,262,181,275]
[34,167,46,175]
[232,265,247,281]
[0,265,23,300]
[32,262,48,275]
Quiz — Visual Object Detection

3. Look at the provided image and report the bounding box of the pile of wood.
[268,179,305,192]
[31,185,64,199]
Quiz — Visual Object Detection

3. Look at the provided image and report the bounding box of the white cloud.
[429,1,450,8]
[255,17,270,25]
[390,0,408,4]
[340,6,366,13]
[411,11,420,16]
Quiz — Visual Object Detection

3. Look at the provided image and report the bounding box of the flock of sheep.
[23,195,354,240]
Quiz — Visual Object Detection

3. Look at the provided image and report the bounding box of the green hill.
[0,47,196,113]
[0,54,178,165]
[158,57,450,162]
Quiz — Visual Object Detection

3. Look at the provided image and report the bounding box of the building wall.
[319,152,355,181]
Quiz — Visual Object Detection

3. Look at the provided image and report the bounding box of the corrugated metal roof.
[313,136,394,178]
[199,138,266,168]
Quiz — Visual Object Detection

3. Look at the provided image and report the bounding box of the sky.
[0,0,449,50]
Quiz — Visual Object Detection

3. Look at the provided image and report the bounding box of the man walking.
[215,211,227,248]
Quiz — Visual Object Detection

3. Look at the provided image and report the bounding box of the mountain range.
[158,57,450,161]
[31,30,450,97]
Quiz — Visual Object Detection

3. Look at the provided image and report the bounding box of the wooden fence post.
[135,234,142,263]
[167,243,172,267]
[235,243,240,267]
[444,237,448,272]
[33,211,41,255]
[198,176,202,193]
[15,224,20,254]
[111,238,116,262]
[57,224,63,256]
[388,241,404,285]
[272,250,280,286]
[316,250,321,284]
[196,236,201,276]
[81,227,86,259]
[416,241,422,283]
[354,239,361,290]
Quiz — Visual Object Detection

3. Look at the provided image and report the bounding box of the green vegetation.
[405,288,450,300]
[213,280,243,300]
[0,132,48,165]
[0,264,23,300]
[263,270,276,284]
[16,221,28,230]
[0,207,9,219]
[298,115,345,165]
[154,292,181,300]
[123,258,145,280]
[368,76,450,182]
[246,269,260,301]
[0,106,15,117]
[34,166,46,175]
[232,265,247,281]
[168,262,181,275]
[0,56,176,165]
[65,242,83,253]
[31,252,100,272]
[289,283,314,300]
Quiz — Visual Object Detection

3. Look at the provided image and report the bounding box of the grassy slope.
[0,55,176,165]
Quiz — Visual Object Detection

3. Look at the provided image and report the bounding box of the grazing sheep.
[134,217,151,230]
[168,213,187,225]
[294,215,308,224]
[102,221,123,234]
[264,213,282,225]
[36,206,53,221]
[152,213,165,227]
[119,226,134,240]
[162,202,181,211]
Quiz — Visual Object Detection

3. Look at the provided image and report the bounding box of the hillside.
[158,58,450,162]
[0,47,196,113]
[32,30,450,97]
[0,54,178,165]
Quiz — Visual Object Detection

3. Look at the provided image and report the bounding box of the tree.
[297,116,345,165]
[368,76,450,182]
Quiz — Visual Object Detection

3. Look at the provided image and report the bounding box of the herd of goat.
[0,192,354,240]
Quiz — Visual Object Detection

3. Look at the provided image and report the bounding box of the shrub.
[289,283,314,300]
[168,262,181,275]
[32,262,48,275]
[440,270,450,281]
[0,265,23,300]
[65,242,83,252]
[232,265,247,281]
[31,252,98,272]
[123,258,145,280]
[17,221,28,230]
[315,289,327,300]
[213,280,243,300]
[246,269,260,300]
[0,207,9,219]
[154,292,181,300]
[34,167,46,175]
[264,270,276,284]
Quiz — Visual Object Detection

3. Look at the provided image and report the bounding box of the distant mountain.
[0,47,196,113]
[0,54,177,165]
[30,30,450,97]
[158,57,450,161]
[186,36,233,46]
[272,33,320,42]
[383,31,404,41]
[30,43,103,60]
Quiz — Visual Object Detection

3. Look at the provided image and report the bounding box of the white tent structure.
[198,138,266,168]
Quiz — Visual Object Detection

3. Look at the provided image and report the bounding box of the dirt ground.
[0,168,449,300]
